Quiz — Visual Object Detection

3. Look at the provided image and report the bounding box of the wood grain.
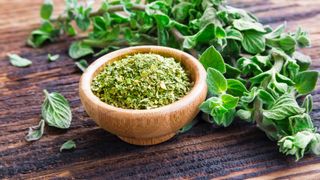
[79,46,207,145]
[0,0,320,179]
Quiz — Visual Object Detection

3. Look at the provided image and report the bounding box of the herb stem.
[254,57,284,132]
[43,89,49,97]
[54,4,146,23]
[170,28,198,57]
[82,38,156,48]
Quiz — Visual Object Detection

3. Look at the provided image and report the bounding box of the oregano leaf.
[60,140,76,152]
[294,70,319,95]
[206,67,227,95]
[25,119,45,142]
[241,30,266,54]
[40,0,53,20]
[69,42,94,59]
[7,54,32,67]
[199,46,226,73]
[42,89,72,129]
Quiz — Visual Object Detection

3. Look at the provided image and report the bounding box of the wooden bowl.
[79,46,207,145]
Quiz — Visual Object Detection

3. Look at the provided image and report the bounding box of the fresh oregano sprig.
[199,45,319,161]
[28,0,320,160]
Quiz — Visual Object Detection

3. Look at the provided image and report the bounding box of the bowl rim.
[79,45,207,114]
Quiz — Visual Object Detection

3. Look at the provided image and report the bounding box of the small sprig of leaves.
[199,45,319,160]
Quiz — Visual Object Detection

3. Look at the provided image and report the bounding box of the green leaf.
[263,94,305,121]
[227,79,248,97]
[278,131,318,160]
[225,64,241,78]
[252,55,270,67]
[258,89,275,105]
[172,2,193,22]
[183,23,216,49]
[75,6,92,31]
[215,26,226,39]
[266,34,296,54]
[206,67,227,95]
[275,73,295,86]
[211,108,236,127]
[221,39,240,60]
[69,42,94,59]
[199,46,226,73]
[294,71,319,95]
[241,87,258,103]
[75,59,89,72]
[289,114,314,134]
[233,19,266,33]
[25,119,45,142]
[265,23,286,39]
[225,6,257,22]
[226,28,243,41]
[221,94,239,109]
[295,28,311,48]
[27,21,58,48]
[40,0,53,20]
[237,57,263,75]
[249,71,272,86]
[199,97,220,114]
[47,53,60,62]
[153,14,170,45]
[236,109,252,122]
[65,24,77,36]
[293,51,311,71]
[7,54,32,67]
[302,95,313,113]
[42,89,72,129]
[60,140,76,152]
[199,7,221,27]
[241,30,265,54]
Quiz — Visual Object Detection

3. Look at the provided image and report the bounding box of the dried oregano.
[91,53,192,109]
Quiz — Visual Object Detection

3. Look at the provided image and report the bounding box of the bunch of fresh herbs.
[28,0,319,160]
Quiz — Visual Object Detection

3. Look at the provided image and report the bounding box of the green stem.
[82,38,156,48]
[43,89,49,97]
[54,4,146,23]
[254,58,284,133]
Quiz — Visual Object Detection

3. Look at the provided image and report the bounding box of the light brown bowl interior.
[79,45,207,145]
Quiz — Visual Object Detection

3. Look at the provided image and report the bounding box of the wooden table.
[1,0,320,179]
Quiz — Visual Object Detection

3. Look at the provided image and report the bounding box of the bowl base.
[118,133,176,146]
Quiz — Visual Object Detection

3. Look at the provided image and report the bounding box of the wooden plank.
[0,0,320,179]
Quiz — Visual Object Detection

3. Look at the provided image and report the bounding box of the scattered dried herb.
[91,53,192,109]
